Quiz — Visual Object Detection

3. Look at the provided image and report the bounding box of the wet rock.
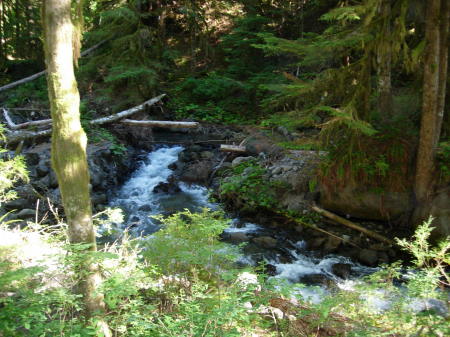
[252,236,278,249]
[307,237,326,249]
[369,243,389,252]
[153,176,181,194]
[168,162,178,170]
[47,188,61,205]
[130,216,140,223]
[48,171,58,188]
[225,232,249,243]
[24,152,40,166]
[323,236,342,253]
[299,274,335,287]
[231,156,254,167]
[332,263,352,279]
[91,193,108,205]
[359,249,378,266]
[138,205,152,212]
[3,198,29,211]
[15,208,36,220]
[36,161,50,177]
[263,263,277,276]
[200,151,214,160]
[180,161,213,184]
[377,251,390,264]
[320,182,409,221]
[178,151,192,162]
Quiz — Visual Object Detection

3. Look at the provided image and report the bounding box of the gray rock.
[138,205,152,212]
[231,156,254,167]
[91,193,108,205]
[225,232,249,243]
[3,198,29,211]
[180,161,213,184]
[299,274,335,287]
[200,151,214,160]
[359,249,378,266]
[48,170,58,188]
[36,161,50,177]
[16,208,36,220]
[252,236,278,249]
[332,263,352,279]
[308,237,326,249]
[323,236,342,253]
[24,152,40,166]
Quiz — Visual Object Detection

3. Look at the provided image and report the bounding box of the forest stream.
[105,145,437,310]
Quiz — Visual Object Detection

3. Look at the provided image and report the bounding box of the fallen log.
[279,210,362,249]
[121,119,199,128]
[3,94,166,143]
[90,94,166,125]
[3,109,52,130]
[220,144,247,153]
[6,129,52,143]
[0,40,107,93]
[311,205,395,245]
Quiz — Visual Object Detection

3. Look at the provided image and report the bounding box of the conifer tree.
[414,0,449,221]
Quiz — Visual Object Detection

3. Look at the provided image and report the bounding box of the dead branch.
[311,205,395,245]
[121,119,199,128]
[90,94,166,125]
[5,129,52,143]
[3,108,52,130]
[3,94,166,143]
[220,144,247,153]
[0,40,107,93]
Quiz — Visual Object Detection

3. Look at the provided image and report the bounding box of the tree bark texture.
[42,0,107,320]
[414,0,448,222]
[436,0,450,141]
[376,0,393,119]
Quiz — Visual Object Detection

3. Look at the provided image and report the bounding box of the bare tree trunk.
[376,0,393,120]
[42,0,110,333]
[414,0,442,221]
[436,0,450,141]
[0,0,4,63]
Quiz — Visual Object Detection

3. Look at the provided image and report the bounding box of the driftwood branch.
[0,40,107,93]
[3,109,52,130]
[311,205,395,245]
[121,119,199,128]
[3,94,166,143]
[90,94,166,125]
[220,144,247,153]
[6,129,53,143]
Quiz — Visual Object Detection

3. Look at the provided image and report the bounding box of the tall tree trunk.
[42,1,110,334]
[414,0,443,221]
[436,0,450,141]
[0,0,4,63]
[376,0,393,120]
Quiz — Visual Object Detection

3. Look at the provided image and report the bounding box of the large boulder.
[269,150,324,213]
[320,182,410,221]
[179,160,213,184]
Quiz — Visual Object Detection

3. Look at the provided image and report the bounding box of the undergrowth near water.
[219,159,286,211]
[0,206,449,336]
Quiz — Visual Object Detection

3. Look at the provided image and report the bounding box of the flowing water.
[109,146,215,235]
[108,146,373,286]
[107,145,448,312]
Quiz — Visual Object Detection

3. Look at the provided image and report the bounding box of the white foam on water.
[108,146,219,233]
[224,222,262,234]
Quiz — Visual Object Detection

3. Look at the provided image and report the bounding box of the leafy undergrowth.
[0,211,449,337]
